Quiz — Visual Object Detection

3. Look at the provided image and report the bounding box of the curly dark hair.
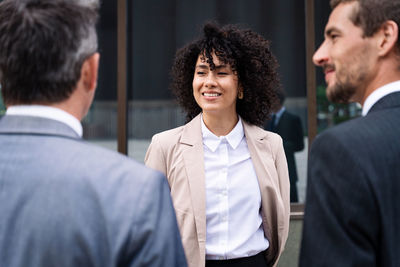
[170,22,280,126]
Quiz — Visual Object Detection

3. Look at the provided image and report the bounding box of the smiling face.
[192,53,240,117]
[313,2,378,103]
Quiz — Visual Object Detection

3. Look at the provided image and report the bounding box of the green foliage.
[317,85,361,133]
[0,89,5,115]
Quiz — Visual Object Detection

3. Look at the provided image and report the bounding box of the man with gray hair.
[0,0,187,266]
[300,0,400,266]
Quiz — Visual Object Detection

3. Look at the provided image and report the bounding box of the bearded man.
[300,0,400,266]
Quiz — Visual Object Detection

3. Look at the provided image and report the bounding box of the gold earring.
[238,90,244,99]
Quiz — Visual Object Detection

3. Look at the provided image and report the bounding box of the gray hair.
[0,0,99,105]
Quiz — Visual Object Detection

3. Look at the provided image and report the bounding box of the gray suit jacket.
[300,92,400,267]
[0,115,187,267]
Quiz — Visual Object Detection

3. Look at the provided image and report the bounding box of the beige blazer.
[145,114,290,267]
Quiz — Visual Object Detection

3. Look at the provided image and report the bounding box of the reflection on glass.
[314,2,362,134]
[317,85,362,133]
[82,1,117,151]
[127,101,185,162]
[121,0,310,205]
[285,101,308,204]
[265,90,305,203]
[127,0,310,196]
[266,97,308,203]
[0,86,5,116]
[82,101,118,150]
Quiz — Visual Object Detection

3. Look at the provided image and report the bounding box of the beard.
[326,80,357,103]
[325,44,372,104]
[325,62,368,104]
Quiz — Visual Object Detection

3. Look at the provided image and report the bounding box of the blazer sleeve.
[272,135,290,266]
[275,137,291,224]
[299,132,378,267]
[144,134,167,176]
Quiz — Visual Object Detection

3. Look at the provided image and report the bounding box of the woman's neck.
[202,111,239,137]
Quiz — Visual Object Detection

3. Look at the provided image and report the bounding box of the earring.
[238,90,244,99]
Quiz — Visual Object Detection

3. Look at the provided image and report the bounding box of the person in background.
[300,0,400,266]
[145,22,290,267]
[265,89,304,202]
[0,0,186,266]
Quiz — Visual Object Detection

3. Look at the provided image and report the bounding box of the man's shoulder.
[313,112,399,156]
[0,118,164,186]
[70,140,162,179]
[322,109,397,136]
[30,136,165,197]
[314,116,366,147]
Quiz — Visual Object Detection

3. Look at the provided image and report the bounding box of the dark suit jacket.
[273,111,304,183]
[266,110,304,202]
[0,115,187,267]
[300,92,400,267]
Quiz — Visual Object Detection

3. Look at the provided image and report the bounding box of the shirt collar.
[275,106,286,118]
[362,80,400,116]
[201,114,244,152]
[6,105,83,137]
[274,106,286,125]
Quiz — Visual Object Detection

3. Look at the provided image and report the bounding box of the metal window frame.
[117,0,127,155]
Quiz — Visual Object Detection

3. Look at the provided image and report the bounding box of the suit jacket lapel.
[368,91,400,114]
[0,115,80,139]
[180,115,207,243]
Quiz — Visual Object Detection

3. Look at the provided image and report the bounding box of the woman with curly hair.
[145,22,289,267]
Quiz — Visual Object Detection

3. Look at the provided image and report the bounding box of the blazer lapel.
[180,115,207,243]
[243,120,276,194]
[242,120,282,262]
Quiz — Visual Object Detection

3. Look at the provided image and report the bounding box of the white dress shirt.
[6,105,83,137]
[201,115,269,260]
[362,80,400,116]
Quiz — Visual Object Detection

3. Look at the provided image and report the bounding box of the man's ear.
[377,20,399,57]
[80,52,100,92]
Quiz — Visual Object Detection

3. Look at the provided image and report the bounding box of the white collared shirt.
[362,80,400,116]
[201,115,269,260]
[6,105,83,137]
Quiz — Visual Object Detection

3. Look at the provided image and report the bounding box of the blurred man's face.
[312,2,377,104]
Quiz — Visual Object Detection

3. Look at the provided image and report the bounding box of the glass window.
[126,0,309,203]
[0,0,118,149]
[83,1,118,151]
[0,86,5,117]
[314,1,362,135]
